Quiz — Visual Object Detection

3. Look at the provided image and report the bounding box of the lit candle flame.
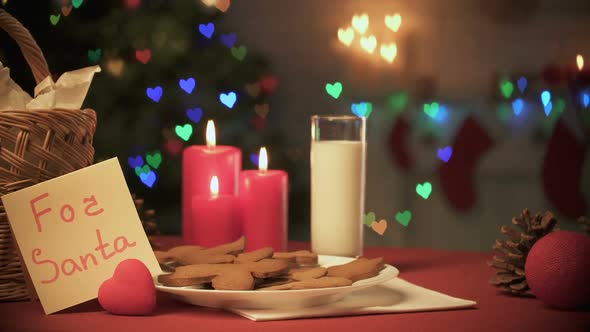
[206,120,216,147]
[210,176,219,196]
[577,54,584,71]
[259,147,268,172]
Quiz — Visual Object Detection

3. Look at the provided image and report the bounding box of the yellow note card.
[2,158,161,314]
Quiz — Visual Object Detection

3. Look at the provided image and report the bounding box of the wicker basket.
[0,9,96,301]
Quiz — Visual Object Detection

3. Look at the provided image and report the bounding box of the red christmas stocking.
[542,119,586,218]
[439,116,494,212]
[387,116,414,171]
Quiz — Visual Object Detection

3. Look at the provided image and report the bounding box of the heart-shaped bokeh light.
[146,151,162,169]
[337,27,355,47]
[50,14,60,26]
[351,14,369,35]
[62,5,72,16]
[541,90,551,107]
[135,49,151,64]
[363,212,376,227]
[325,82,343,99]
[146,86,163,103]
[416,182,432,199]
[437,146,453,163]
[351,102,373,118]
[135,165,151,177]
[126,0,141,9]
[249,153,259,167]
[499,79,514,99]
[175,123,193,141]
[380,43,397,63]
[127,155,144,169]
[543,101,553,117]
[220,33,237,48]
[219,92,237,108]
[199,22,215,39]
[186,108,203,123]
[105,58,125,77]
[215,0,231,12]
[254,104,269,118]
[371,220,388,235]
[512,98,524,116]
[360,35,377,54]
[88,49,102,64]
[179,77,196,94]
[140,171,157,188]
[231,46,247,61]
[395,210,412,227]
[517,76,527,93]
[384,14,402,32]
[423,102,439,119]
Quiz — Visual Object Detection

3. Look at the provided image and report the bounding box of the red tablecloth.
[0,237,588,332]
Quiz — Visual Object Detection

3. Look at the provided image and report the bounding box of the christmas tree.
[0,0,302,234]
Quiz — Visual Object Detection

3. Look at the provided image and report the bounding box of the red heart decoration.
[135,49,152,64]
[98,259,156,315]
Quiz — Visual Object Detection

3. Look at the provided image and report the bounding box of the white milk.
[311,140,366,257]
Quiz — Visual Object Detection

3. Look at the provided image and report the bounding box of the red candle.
[239,147,288,251]
[191,176,239,247]
[182,120,241,244]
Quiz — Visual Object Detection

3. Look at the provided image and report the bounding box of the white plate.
[155,255,399,310]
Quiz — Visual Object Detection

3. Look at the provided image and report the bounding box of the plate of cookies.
[154,237,399,309]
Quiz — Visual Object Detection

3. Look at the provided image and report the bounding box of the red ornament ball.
[525,230,590,309]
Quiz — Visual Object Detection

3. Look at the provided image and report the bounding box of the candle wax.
[239,170,288,251]
[182,145,241,244]
[191,194,239,247]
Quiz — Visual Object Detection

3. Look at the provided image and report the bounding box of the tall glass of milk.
[311,115,366,257]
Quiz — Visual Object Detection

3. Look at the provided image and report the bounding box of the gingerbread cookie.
[289,266,327,281]
[154,245,204,264]
[235,247,274,264]
[273,250,318,265]
[254,276,292,289]
[204,236,247,255]
[259,277,352,290]
[326,257,384,282]
[158,258,290,290]
[253,266,327,288]
[156,237,246,266]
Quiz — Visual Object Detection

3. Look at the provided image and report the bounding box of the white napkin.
[229,278,477,321]
[0,61,32,110]
[0,62,100,111]
[26,65,101,110]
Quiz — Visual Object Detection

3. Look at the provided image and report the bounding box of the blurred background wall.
[224,0,590,250]
[1,0,589,251]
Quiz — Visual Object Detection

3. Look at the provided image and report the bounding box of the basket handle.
[0,9,50,84]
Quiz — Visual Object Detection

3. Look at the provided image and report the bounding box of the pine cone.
[132,194,160,249]
[578,216,590,235]
[488,209,557,295]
